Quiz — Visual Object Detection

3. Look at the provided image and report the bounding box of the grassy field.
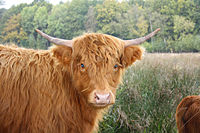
[99,53,200,133]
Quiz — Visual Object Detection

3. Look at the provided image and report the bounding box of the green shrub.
[142,41,169,53]
[143,35,200,53]
[172,35,200,52]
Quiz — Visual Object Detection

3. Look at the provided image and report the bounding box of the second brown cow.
[176,95,200,133]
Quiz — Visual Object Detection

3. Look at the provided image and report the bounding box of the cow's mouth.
[90,102,114,108]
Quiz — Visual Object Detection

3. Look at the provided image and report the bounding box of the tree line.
[0,0,199,52]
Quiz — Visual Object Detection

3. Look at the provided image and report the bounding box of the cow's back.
[0,45,67,133]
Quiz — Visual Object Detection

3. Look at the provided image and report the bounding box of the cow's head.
[36,29,160,108]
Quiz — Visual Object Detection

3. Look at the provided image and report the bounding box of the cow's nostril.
[95,94,100,100]
[106,94,110,100]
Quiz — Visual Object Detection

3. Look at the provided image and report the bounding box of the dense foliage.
[0,0,200,52]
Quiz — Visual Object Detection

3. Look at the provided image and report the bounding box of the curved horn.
[35,29,73,48]
[124,28,160,47]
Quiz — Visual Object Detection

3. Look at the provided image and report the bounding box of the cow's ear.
[122,45,144,68]
[51,46,72,65]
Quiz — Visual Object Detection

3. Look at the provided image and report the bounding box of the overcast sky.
[0,0,68,9]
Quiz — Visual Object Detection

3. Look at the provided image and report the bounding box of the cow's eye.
[81,64,85,68]
[113,64,118,71]
[80,63,85,72]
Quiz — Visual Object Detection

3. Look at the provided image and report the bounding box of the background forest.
[0,0,200,52]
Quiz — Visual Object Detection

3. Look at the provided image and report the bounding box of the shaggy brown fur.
[0,33,143,133]
[176,95,200,133]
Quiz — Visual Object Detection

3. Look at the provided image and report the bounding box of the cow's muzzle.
[95,92,111,105]
[90,91,115,108]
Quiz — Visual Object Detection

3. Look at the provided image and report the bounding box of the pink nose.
[94,93,111,104]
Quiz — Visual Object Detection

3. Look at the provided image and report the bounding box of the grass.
[99,53,200,133]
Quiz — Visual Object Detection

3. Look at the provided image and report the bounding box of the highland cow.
[0,28,160,133]
[176,95,200,133]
